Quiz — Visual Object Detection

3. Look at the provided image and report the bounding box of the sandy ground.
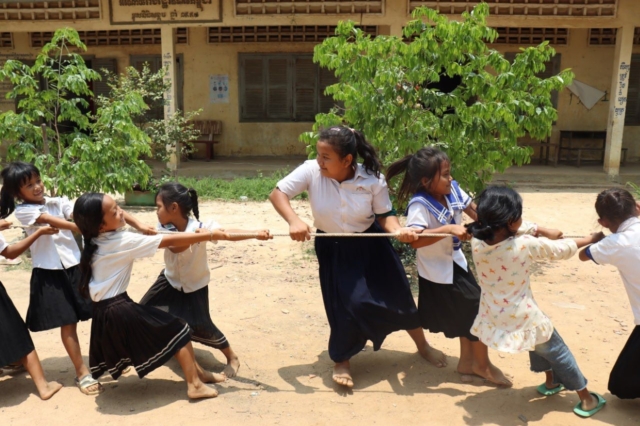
[0,189,639,426]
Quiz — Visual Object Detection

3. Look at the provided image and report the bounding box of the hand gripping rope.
[9,224,586,239]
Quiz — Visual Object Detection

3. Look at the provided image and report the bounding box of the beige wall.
[2,0,640,158]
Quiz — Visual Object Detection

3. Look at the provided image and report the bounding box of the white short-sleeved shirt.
[587,216,640,325]
[162,218,220,293]
[277,160,392,233]
[15,197,81,269]
[89,230,163,301]
[406,190,471,284]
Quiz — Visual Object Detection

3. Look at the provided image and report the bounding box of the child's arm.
[463,202,478,221]
[123,211,157,235]
[1,225,59,259]
[34,213,79,233]
[578,232,606,261]
[158,228,230,249]
[376,216,418,243]
[269,188,312,242]
[536,226,563,240]
[409,224,470,249]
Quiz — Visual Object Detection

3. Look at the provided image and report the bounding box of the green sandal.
[536,383,565,396]
[573,393,606,418]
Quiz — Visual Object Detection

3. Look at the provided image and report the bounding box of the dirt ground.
[0,189,638,426]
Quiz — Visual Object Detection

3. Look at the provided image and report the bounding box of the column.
[161,26,179,171]
[604,25,634,178]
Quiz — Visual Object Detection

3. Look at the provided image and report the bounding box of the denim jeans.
[529,328,588,391]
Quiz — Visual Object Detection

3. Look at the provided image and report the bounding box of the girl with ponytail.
[270,126,445,389]
[467,186,605,417]
[73,192,255,399]
[386,146,511,387]
[140,182,271,378]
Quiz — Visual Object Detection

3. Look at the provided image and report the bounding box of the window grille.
[209,25,377,43]
[409,0,617,17]
[0,1,101,21]
[493,27,569,46]
[235,0,383,15]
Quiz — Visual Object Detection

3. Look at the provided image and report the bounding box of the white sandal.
[75,374,103,395]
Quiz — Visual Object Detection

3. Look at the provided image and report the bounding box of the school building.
[0,0,639,178]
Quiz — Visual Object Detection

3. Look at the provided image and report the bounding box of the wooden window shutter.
[92,58,117,99]
[625,55,640,126]
[318,66,339,113]
[240,56,266,120]
[266,57,291,119]
[293,56,317,121]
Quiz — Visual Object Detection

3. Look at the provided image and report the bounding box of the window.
[505,53,561,109]
[625,55,640,126]
[239,54,338,122]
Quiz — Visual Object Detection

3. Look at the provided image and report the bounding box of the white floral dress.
[470,235,577,353]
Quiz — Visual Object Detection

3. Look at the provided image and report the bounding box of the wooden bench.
[520,136,558,166]
[564,147,628,168]
[190,120,222,161]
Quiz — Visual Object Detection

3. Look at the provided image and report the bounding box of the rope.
[9,224,587,239]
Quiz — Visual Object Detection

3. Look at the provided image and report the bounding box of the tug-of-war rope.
[8,224,586,239]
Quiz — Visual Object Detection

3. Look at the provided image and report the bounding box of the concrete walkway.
[165,157,640,189]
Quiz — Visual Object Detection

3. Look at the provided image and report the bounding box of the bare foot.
[38,381,63,401]
[418,343,447,368]
[222,356,240,378]
[187,383,219,400]
[578,389,598,411]
[473,363,513,387]
[198,369,226,384]
[456,359,475,383]
[332,361,354,388]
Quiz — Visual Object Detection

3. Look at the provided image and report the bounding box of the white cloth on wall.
[567,80,606,110]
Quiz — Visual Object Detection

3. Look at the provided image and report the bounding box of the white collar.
[617,216,640,233]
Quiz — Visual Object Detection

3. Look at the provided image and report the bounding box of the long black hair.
[466,186,523,242]
[385,146,450,205]
[156,182,199,220]
[318,126,382,178]
[0,161,41,218]
[73,192,105,298]
[595,188,637,225]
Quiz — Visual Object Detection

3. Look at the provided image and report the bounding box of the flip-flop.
[536,383,565,396]
[75,374,103,396]
[573,392,606,418]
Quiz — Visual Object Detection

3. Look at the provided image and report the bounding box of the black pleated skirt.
[140,272,229,350]
[418,262,480,341]
[314,223,421,363]
[89,292,191,380]
[609,325,640,399]
[0,281,35,366]
[26,266,93,332]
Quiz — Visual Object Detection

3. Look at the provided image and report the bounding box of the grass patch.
[177,169,307,202]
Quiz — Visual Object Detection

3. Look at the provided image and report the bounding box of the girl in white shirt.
[73,192,231,400]
[580,188,640,400]
[0,162,154,396]
[270,126,445,389]
[140,182,271,378]
[468,186,605,418]
[0,218,63,400]
[386,147,510,387]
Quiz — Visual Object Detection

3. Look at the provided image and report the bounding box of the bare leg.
[456,337,476,383]
[174,342,219,399]
[577,388,598,411]
[469,340,512,387]
[544,370,556,388]
[332,360,354,388]
[220,346,241,378]
[406,328,447,367]
[21,350,62,400]
[182,342,225,383]
[60,324,102,394]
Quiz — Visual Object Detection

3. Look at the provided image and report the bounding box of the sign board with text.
[109,0,221,25]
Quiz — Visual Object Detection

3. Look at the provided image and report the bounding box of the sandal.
[536,383,565,396]
[573,392,606,418]
[75,374,103,396]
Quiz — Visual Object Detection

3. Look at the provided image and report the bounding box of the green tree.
[301,5,573,194]
[0,27,152,197]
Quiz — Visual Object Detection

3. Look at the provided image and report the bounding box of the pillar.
[604,25,634,179]
[161,26,179,171]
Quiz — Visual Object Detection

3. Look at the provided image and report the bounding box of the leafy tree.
[301,4,573,194]
[0,28,152,197]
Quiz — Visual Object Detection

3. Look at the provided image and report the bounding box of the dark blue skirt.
[315,223,420,363]
[0,281,35,366]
